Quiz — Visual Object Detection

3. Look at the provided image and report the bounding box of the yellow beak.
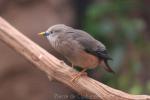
[38,32,45,36]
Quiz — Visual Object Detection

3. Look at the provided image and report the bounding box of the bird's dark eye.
[50,31,54,34]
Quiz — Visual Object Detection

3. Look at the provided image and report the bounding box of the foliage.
[83,0,150,94]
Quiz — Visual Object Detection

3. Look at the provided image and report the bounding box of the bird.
[39,24,114,81]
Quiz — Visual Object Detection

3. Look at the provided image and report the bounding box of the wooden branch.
[0,17,149,100]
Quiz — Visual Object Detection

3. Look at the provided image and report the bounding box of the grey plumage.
[45,24,114,73]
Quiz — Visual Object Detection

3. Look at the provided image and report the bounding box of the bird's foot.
[71,63,74,68]
[71,72,87,82]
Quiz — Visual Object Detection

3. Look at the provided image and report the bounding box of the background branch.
[0,17,149,100]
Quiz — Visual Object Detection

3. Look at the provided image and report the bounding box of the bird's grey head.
[40,24,72,37]
[39,24,74,45]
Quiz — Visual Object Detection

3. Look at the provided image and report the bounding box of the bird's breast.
[47,36,59,49]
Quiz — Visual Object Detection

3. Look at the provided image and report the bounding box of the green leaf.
[129,84,143,94]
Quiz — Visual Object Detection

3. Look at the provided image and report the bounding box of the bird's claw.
[71,72,87,82]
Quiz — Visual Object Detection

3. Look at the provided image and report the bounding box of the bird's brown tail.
[103,59,115,73]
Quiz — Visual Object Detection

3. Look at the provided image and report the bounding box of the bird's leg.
[71,68,87,82]
[71,63,74,68]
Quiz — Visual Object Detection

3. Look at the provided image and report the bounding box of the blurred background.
[0,0,150,100]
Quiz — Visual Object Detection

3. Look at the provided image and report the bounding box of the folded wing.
[68,30,114,73]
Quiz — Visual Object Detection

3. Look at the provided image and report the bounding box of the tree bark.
[0,17,149,100]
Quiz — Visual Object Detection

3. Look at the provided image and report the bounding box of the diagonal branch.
[0,17,149,100]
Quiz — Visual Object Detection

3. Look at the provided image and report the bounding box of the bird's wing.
[66,29,114,73]
[67,30,110,59]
